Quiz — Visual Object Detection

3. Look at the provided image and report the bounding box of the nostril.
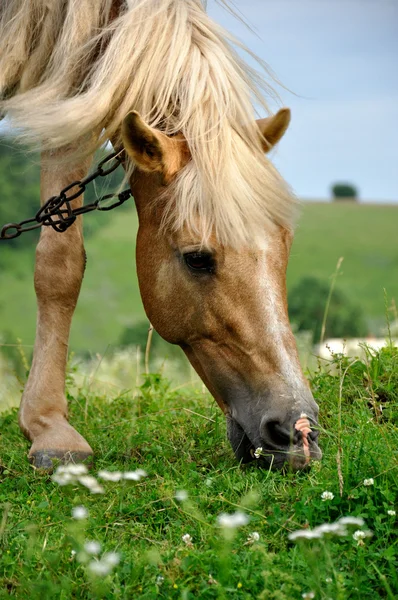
[263,420,293,449]
[308,429,319,443]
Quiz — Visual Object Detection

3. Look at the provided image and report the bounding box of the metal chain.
[0,151,132,240]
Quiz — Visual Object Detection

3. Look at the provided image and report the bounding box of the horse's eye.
[183,252,215,274]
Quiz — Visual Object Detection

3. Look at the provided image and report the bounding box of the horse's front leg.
[19,151,93,469]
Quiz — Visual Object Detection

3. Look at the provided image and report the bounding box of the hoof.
[29,450,93,472]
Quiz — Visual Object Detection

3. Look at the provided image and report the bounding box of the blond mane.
[0,0,296,246]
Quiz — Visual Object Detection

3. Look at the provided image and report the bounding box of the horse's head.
[121,110,321,471]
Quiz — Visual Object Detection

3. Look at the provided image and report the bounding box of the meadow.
[0,201,397,357]
[0,344,397,599]
[1,172,397,597]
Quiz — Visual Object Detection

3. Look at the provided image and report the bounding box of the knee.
[34,229,86,304]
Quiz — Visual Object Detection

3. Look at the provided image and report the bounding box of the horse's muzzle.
[226,413,322,471]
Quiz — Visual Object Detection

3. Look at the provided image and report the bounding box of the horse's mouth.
[226,414,322,471]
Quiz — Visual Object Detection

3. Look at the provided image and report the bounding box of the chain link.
[0,151,132,240]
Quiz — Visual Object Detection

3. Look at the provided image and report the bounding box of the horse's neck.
[129,170,165,227]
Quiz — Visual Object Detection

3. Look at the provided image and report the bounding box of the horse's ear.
[256,108,291,153]
[122,111,165,173]
[122,111,189,182]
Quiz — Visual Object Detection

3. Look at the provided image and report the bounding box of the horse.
[0,0,321,471]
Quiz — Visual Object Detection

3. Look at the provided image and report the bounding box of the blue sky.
[1,1,396,202]
[209,0,398,202]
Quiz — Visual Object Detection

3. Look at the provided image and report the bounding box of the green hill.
[287,202,398,332]
[0,202,397,355]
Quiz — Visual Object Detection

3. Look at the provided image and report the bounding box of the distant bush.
[331,182,358,201]
[118,320,182,361]
[0,139,40,250]
[288,276,367,342]
[119,320,163,352]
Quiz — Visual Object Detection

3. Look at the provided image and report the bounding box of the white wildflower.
[122,469,148,481]
[352,529,366,546]
[52,464,88,486]
[325,577,332,583]
[72,506,88,520]
[89,483,105,494]
[52,470,75,486]
[96,468,147,482]
[86,551,120,576]
[289,516,370,542]
[182,533,193,546]
[387,510,396,516]
[156,575,165,585]
[87,560,112,577]
[135,469,147,478]
[122,472,140,481]
[321,491,334,501]
[217,511,250,528]
[65,464,88,476]
[247,531,260,544]
[288,529,323,541]
[53,464,105,494]
[254,447,263,459]
[338,516,364,527]
[78,475,99,488]
[302,593,315,599]
[316,523,346,536]
[84,541,101,555]
[175,490,188,502]
[363,478,374,486]
[353,530,372,545]
[71,550,76,557]
[78,475,105,494]
[98,470,122,482]
[102,552,120,567]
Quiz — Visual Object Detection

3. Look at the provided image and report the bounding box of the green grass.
[0,346,397,599]
[1,202,397,356]
[287,202,398,330]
